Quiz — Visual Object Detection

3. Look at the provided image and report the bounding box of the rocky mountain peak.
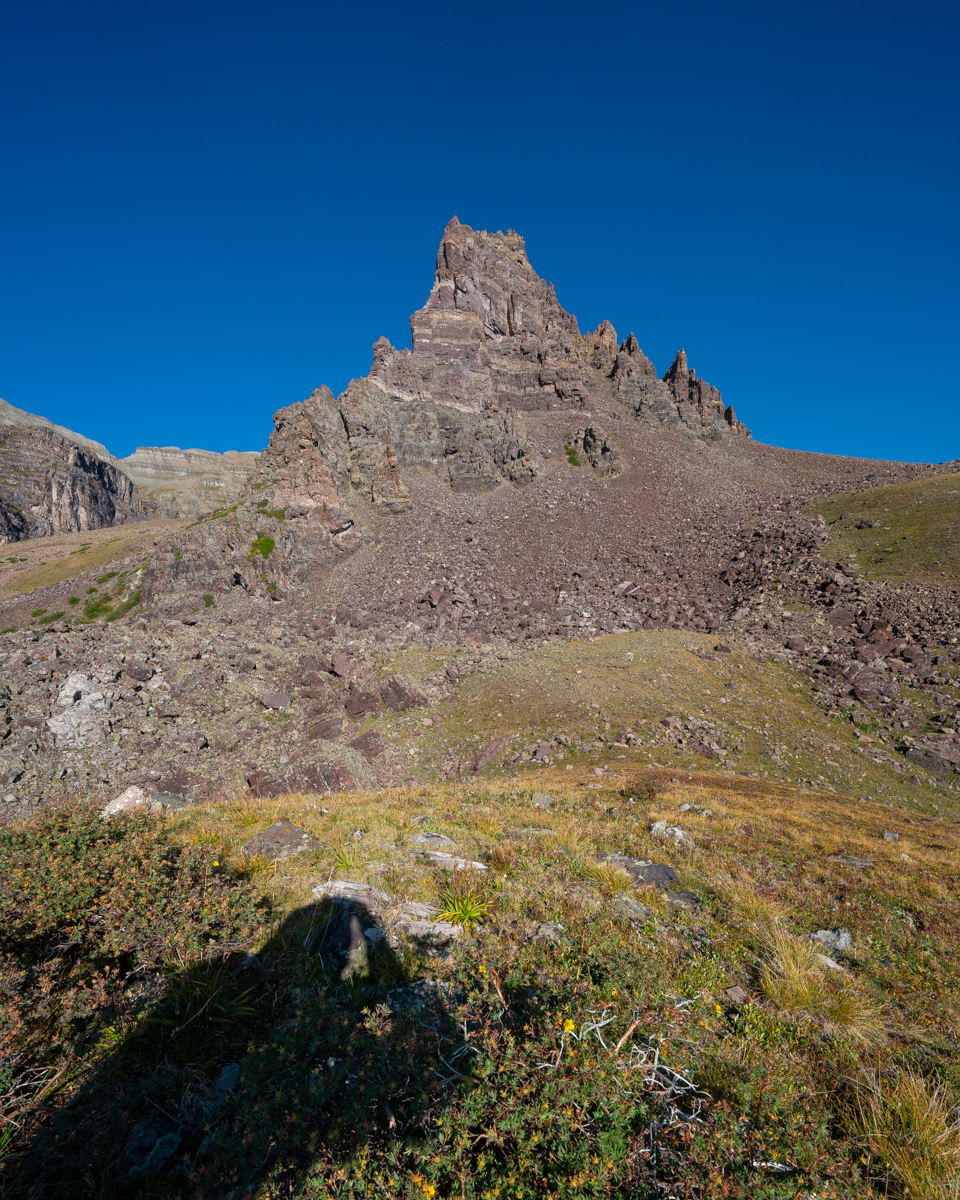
[369,219,748,439]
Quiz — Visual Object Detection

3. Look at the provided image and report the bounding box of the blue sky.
[1,0,957,462]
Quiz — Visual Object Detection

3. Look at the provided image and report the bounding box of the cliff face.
[370,217,749,440]
[0,426,148,543]
[143,217,755,599]
[0,398,260,520]
[120,446,261,517]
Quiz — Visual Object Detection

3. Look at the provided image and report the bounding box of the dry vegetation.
[0,765,957,1197]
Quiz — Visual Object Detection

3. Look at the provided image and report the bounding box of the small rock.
[385,979,456,1013]
[815,953,844,972]
[411,831,458,849]
[101,785,148,818]
[421,851,489,871]
[151,790,198,812]
[529,920,566,944]
[116,1119,181,1181]
[723,985,749,1005]
[397,919,462,948]
[597,854,678,888]
[664,889,701,911]
[809,928,852,956]
[826,854,873,869]
[883,830,899,841]
[350,730,384,760]
[612,896,650,923]
[260,690,292,710]
[245,820,323,862]
[215,1063,240,1094]
[531,792,554,809]
[649,821,693,846]
[380,674,427,711]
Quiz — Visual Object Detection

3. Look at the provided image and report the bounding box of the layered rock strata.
[0,426,148,542]
[120,447,261,517]
[0,397,259,520]
[371,217,749,439]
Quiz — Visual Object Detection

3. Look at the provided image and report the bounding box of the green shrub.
[249,533,275,560]
[0,802,263,1065]
[37,611,65,625]
[95,571,118,584]
[83,595,112,620]
[29,609,46,618]
[201,593,216,608]
[103,589,141,622]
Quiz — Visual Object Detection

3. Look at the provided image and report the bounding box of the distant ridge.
[0,397,260,517]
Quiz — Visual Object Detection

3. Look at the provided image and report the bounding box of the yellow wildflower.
[563,1018,576,1032]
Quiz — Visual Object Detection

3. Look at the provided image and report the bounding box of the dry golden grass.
[582,861,635,897]
[486,842,520,871]
[761,927,883,1045]
[858,1070,960,1200]
[720,877,788,930]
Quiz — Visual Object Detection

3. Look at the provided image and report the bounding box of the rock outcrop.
[370,217,749,440]
[0,426,148,543]
[139,217,760,598]
[0,397,260,519]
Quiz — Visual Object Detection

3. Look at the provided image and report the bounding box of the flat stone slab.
[421,850,489,871]
[598,854,679,888]
[826,855,873,869]
[503,828,552,840]
[397,900,436,919]
[612,896,651,922]
[244,820,323,862]
[397,919,462,947]
[312,880,393,910]
[410,832,458,850]
[386,979,457,1013]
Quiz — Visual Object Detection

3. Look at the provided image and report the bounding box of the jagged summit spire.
[367,218,748,438]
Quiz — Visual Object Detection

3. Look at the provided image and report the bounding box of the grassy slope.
[815,471,960,586]
[371,631,954,816]
[0,519,187,599]
[2,770,958,1197]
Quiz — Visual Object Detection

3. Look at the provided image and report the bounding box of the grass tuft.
[858,1069,960,1199]
[721,877,788,930]
[582,860,635,896]
[761,927,882,1044]
[436,888,491,929]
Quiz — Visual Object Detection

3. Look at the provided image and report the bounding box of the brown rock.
[350,730,384,760]
[380,674,426,711]
[247,760,355,797]
[343,683,381,717]
[471,734,513,774]
[243,819,322,862]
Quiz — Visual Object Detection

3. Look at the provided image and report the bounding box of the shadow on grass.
[6,897,462,1198]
